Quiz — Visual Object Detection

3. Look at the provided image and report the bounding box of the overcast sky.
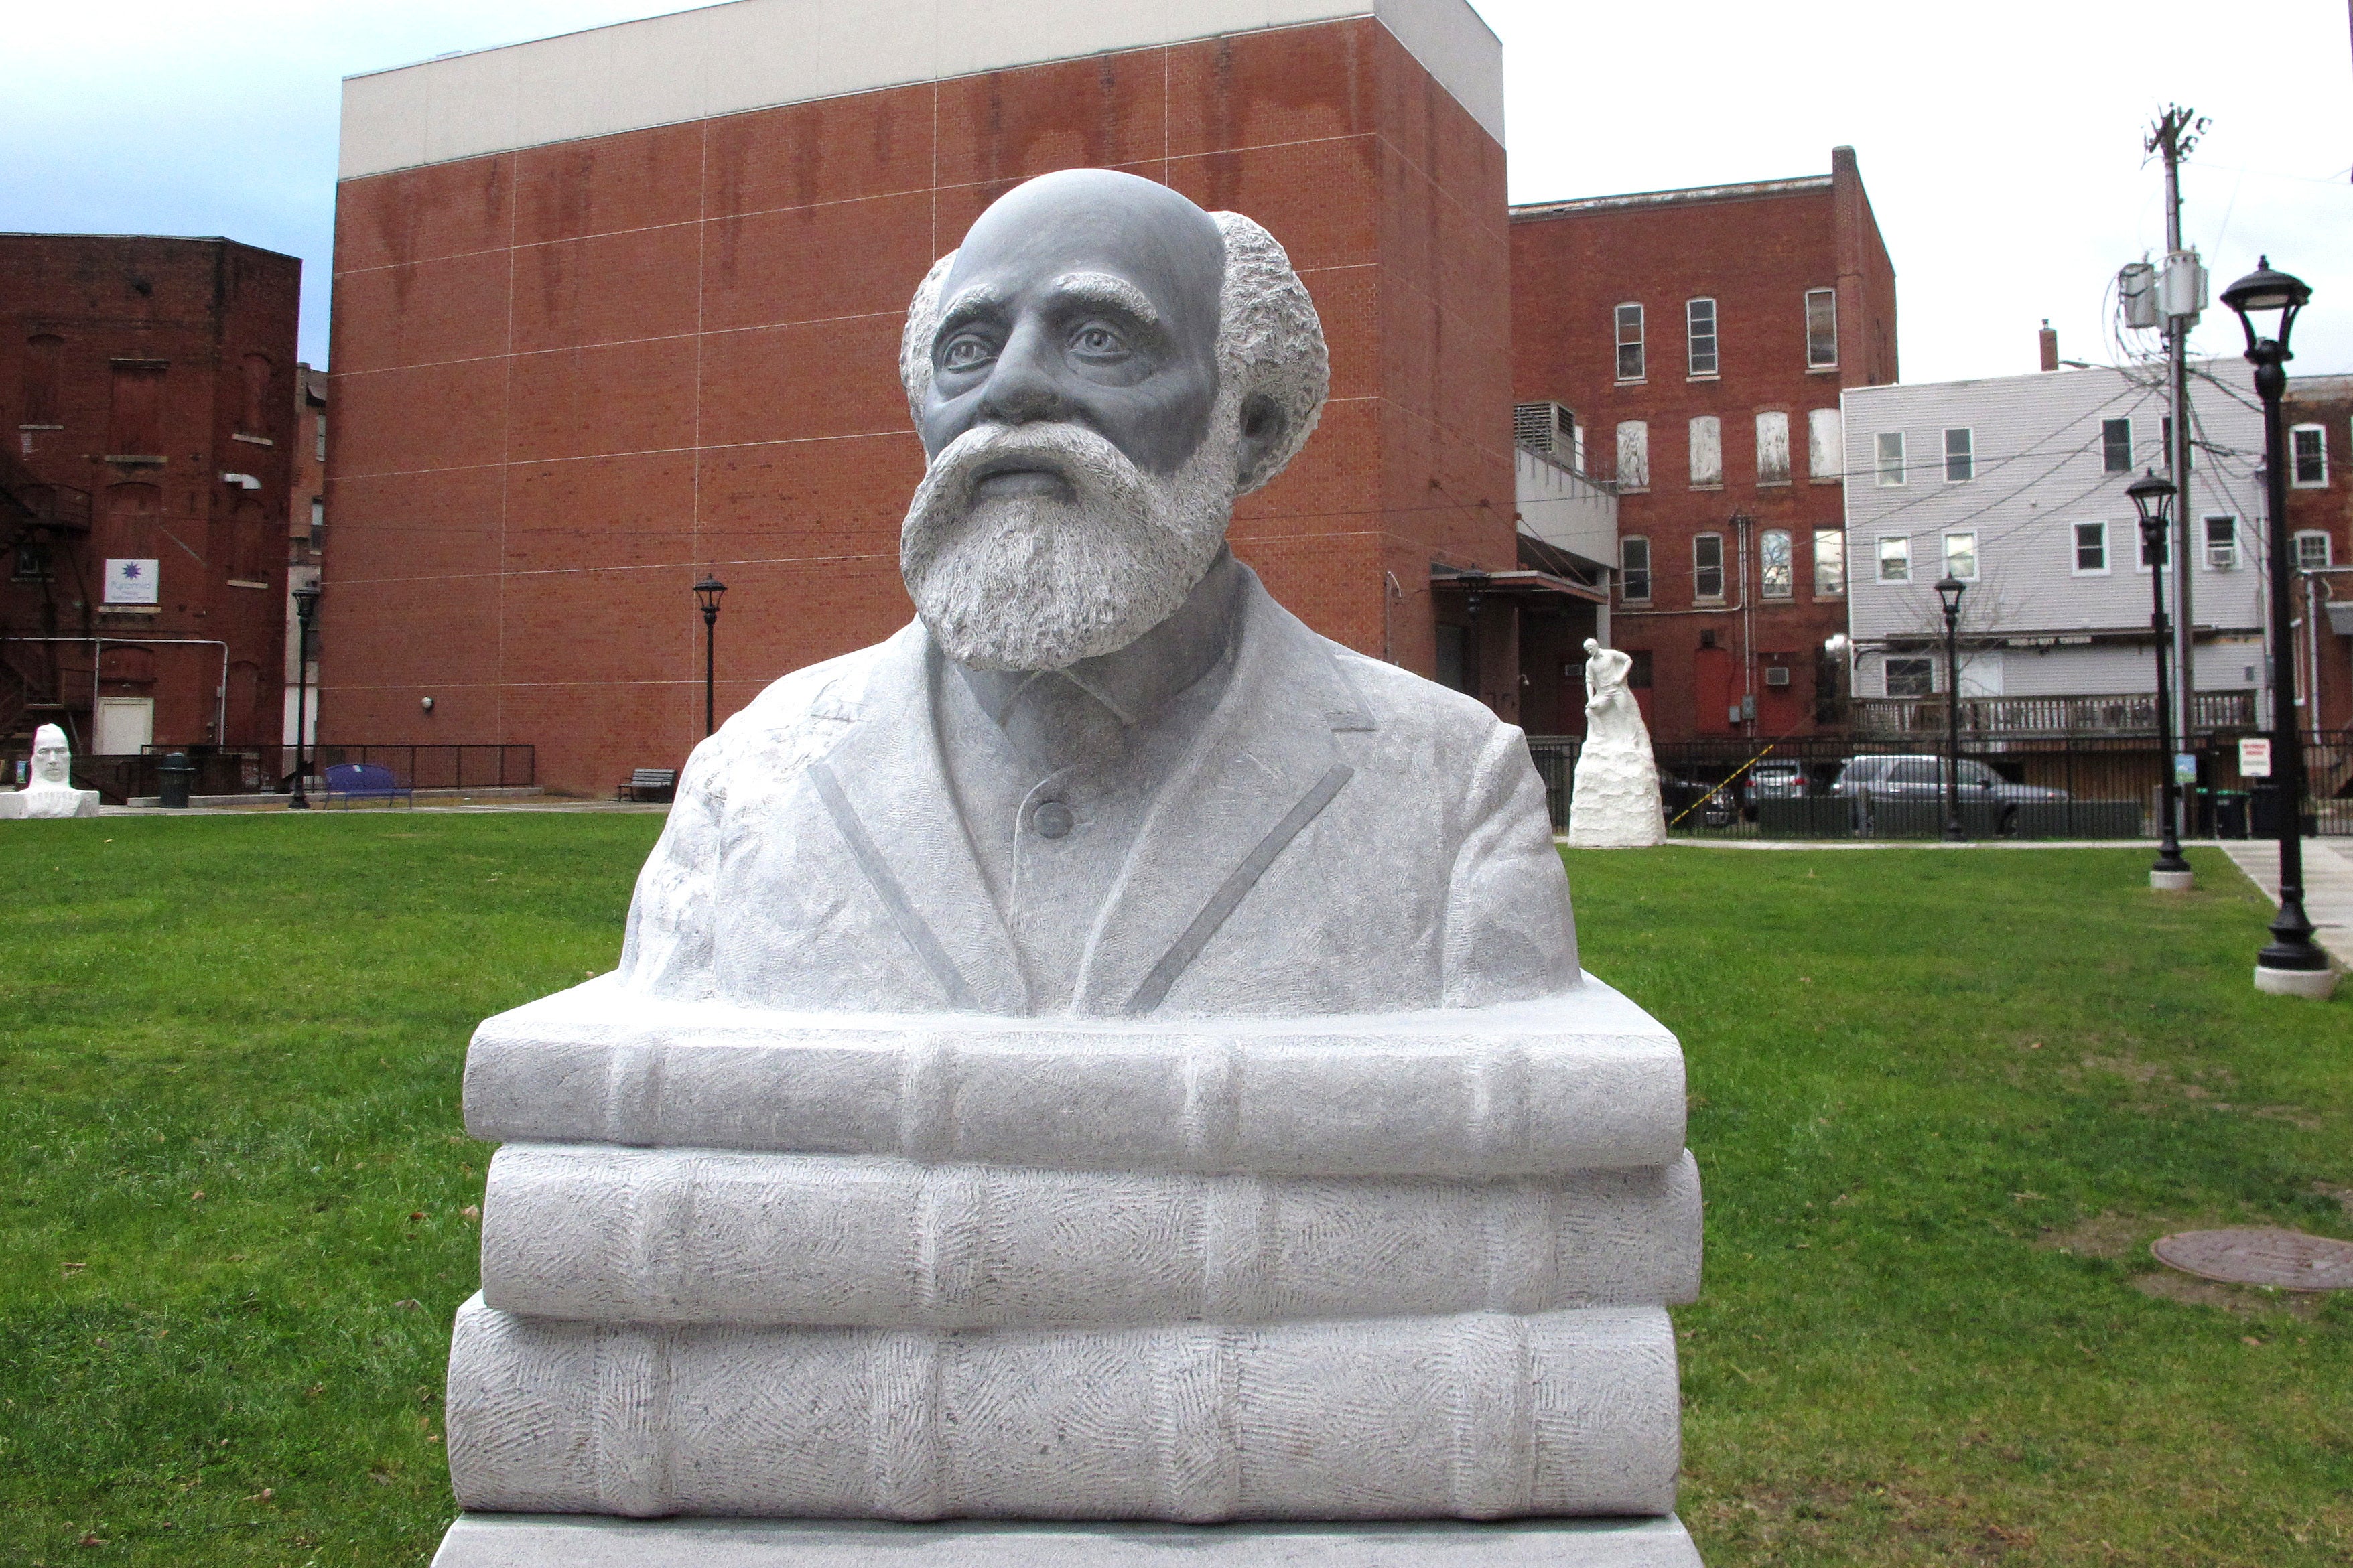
[8,1,2348,383]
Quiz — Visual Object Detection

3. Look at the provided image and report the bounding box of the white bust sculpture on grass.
[1,724,100,820]
[435,170,1703,1568]
[1567,640,1667,848]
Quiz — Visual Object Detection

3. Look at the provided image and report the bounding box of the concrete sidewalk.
[2219,838,2353,972]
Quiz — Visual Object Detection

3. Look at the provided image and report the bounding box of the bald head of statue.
[897,169,1327,671]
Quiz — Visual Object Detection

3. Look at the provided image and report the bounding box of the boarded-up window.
[102,482,161,559]
[22,334,64,425]
[109,363,165,456]
[1615,421,1650,490]
[1688,416,1721,486]
[240,354,273,439]
[1807,409,1842,480]
[1756,411,1791,484]
[232,496,269,583]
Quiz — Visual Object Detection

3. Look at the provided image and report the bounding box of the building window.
[1884,657,1934,699]
[1625,650,1653,689]
[1756,411,1791,484]
[107,362,165,457]
[1615,303,1645,381]
[1688,415,1722,486]
[21,334,64,426]
[1944,530,1978,581]
[1621,535,1652,602]
[1434,623,1471,694]
[1686,298,1718,377]
[239,354,272,440]
[1877,535,1911,583]
[2100,418,2132,474]
[309,496,326,546]
[12,541,52,581]
[1805,289,1838,368]
[2291,424,2328,487]
[1807,409,1842,482]
[315,414,328,464]
[1760,528,1794,598]
[1615,420,1650,490]
[1944,427,1974,482]
[1875,431,1906,486]
[1813,529,1846,597]
[2204,516,2238,571]
[2295,530,2334,570]
[1694,532,1725,600]
[2073,520,2108,574]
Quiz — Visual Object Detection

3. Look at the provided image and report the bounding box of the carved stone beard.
[900,403,1239,672]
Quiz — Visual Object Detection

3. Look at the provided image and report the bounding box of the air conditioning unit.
[1513,401,1576,463]
[1764,665,1792,687]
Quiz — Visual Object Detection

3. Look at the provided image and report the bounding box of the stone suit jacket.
[618,571,1578,1017]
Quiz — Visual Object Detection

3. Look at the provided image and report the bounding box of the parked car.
[1830,754,2068,834]
[1746,761,1807,801]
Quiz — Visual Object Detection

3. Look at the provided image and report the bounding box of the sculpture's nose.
[972,318,1078,427]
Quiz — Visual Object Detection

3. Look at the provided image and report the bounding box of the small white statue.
[1566,640,1666,848]
[1,724,101,819]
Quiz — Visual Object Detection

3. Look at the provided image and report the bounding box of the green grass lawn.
[1,816,2348,1566]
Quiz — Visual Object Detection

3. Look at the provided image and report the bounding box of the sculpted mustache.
[927,424,1134,498]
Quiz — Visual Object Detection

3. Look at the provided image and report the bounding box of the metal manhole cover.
[2151,1228,2353,1291]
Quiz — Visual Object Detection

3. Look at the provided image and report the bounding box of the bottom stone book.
[447,1298,1680,1521]
[431,1514,1707,1567]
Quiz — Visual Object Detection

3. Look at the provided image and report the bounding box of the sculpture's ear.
[1235,392,1288,492]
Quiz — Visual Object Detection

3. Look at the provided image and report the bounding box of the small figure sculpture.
[0,724,100,819]
[1567,640,1667,848]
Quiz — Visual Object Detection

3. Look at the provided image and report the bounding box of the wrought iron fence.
[1524,732,2353,841]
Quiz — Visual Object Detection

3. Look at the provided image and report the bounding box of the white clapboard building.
[1840,359,2267,742]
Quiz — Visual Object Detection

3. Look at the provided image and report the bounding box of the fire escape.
[1,447,93,750]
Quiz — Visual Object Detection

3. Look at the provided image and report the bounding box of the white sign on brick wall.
[103,558,159,605]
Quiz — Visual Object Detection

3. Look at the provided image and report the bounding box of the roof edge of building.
[338,0,1503,182]
[1510,174,1833,221]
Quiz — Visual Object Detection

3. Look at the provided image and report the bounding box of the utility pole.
[2147,105,2207,836]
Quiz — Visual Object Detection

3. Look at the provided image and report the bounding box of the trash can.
[157,752,196,810]
[2248,783,2316,839]
[2202,789,2249,840]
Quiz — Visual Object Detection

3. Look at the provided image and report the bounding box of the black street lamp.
[288,581,321,810]
[1934,575,1967,841]
[2221,257,2334,997]
[2127,470,2195,889]
[693,572,727,739]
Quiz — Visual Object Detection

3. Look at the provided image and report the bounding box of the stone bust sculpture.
[622,169,1576,1017]
[2,723,100,820]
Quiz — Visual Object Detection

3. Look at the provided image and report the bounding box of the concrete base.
[2149,869,2196,892]
[430,1514,1704,1567]
[2253,964,2340,999]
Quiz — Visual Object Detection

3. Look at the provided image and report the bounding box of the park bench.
[619,767,677,803]
[322,761,415,809]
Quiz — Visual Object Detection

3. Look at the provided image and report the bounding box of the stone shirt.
[938,554,1241,1011]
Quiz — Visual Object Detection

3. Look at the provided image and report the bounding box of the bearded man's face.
[904,171,1234,671]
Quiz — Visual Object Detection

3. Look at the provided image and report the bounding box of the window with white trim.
[1686,298,1717,377]
[1813,530,1845,597]
[1693,532,1725,600]
[1756,411,1790,484]
[1877,535,1911,583]
[1884,657,1934,698]
[2295,530,2334,570]
[1760,528,1793,598]
[1688,415,1722,487]
[1805,289,1837,368]
[1875,430,1906,487]
[2291,424,2328,487]
[1944,427,1974,482]
[2073,520,2108,574]
[1943,530,1978,581]
[1615,303,1645,381]
[1620,535,1652,601]
[2204,516,2238,571]
[1615,421,1650,490]
[2100,418,2132,474]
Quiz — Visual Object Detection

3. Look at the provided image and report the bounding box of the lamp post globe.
[693,573,727,739]
[2222,259,2334,996]
[288,581,322,810]
[2126,471,2194,889]
[1934,575,1966,843]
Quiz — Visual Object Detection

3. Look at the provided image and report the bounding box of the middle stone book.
[480,1145,1704,1328]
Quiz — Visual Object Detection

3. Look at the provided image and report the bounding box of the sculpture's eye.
[1067,322,1128,364]
[940,333,992,371]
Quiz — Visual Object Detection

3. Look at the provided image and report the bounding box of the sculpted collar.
[956,548,1243,730]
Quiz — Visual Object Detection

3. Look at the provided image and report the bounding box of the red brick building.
[1510,149,1897,743]
[2285,375,2353,733]
[3,234,299,770]
[323,0,1517,796]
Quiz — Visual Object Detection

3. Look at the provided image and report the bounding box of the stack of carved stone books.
[433,974,1706,1567]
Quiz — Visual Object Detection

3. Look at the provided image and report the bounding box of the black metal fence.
[1526,733,2353,841]
[2,743,536,803]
